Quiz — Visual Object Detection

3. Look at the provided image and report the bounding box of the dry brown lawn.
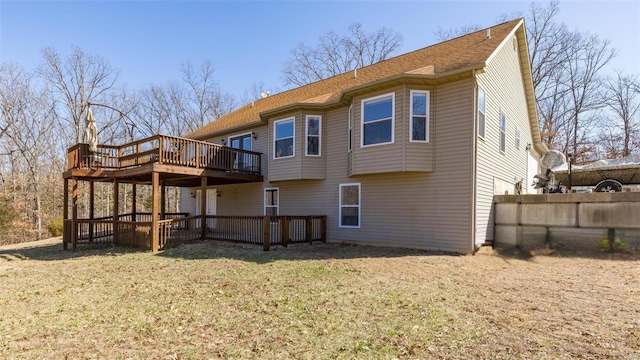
[0,238,639,359]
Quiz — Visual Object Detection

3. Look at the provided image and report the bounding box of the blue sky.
[1,1,639,100]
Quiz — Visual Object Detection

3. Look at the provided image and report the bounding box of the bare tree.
[561,33,616,162]
[0,63,28,141]
[182,61,236,132]
[282,23,403,87]
[88,89,140,145]
[38,46,119,146]
[0,65,59,240]
[240,80,282,104]
[135,61,235,138]
[136,82,187,137]
[434,23,483,42]
[598,71,640,157]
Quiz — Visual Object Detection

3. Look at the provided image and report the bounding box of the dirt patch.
[0,241,638,359]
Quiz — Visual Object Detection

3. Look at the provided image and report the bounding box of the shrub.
[47,216,64,237]
[599,237,627,252]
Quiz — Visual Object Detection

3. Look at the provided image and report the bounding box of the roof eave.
[515,19,548,155]
[259,64,486,119]
[190,119,265,141]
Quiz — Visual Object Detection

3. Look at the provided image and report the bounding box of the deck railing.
[64,214,327,251]
[67,134,262,175]
[63,212,190,250]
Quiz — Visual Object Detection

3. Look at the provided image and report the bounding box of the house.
[179,18,547,254]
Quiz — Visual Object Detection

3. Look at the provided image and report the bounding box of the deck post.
[263,216,271,251]
[306,216,312,244]
[89,181,94,242]
[281,216,289,248]
[321,216,327,243]
[132,184,137,222]
[63,178,69,250]
[200,176,207,240]
[151,172,160,252]
[195,143,201,168]
[71,178,78,252]
[113,179,119,245]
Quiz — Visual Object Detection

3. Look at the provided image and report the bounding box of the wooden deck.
[64,134,263,186]
[63,134,269,252]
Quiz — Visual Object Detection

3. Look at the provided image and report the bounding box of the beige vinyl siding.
[270,81,473,253]
[301,112,327,179]
[427,78,475,251]
[350,86,434,174]
[268,112,302,181]
[351,86,404,175]
[267,111,327,181]
[475,34,534,245]
[213,183,264,216]
[180,188,196,215]
[198,80,476,253]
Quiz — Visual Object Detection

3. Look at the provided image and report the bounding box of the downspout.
[471,70,479,253]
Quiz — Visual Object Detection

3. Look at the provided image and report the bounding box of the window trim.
[273,117,295,159]
[264,187,279,216]
[228,132,253,150]
[477,86,486,139]
[305,115,322,157]
[409,90,430,143]
[339,183,361,229]
[499,110,506,154]
[360,92,395,148]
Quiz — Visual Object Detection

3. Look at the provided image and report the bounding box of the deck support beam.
[131,184,137,222]
[201,176,207,240]
[113,179,119,245]
[71,178,78,252]
[63,178,69,250]
[151,172,160,252]
[89,181,94,242]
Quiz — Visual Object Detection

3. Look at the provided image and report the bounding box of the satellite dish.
[260,91,270,99]
[541,150,566,170]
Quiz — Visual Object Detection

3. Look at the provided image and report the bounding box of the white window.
[348,104,353,152]
[264,188,279,216]
[515,127,521,149]
[305,115,321,156]
[410,90,429,142]
[478,86,486,139]
[339,183,360,228]
[274,118,294,159]
[361,93,394,147]
[500,111,506,153]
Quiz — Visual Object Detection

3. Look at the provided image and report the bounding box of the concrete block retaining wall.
[494,193,640,251]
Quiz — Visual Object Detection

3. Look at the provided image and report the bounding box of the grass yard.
[1,239,639,359]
